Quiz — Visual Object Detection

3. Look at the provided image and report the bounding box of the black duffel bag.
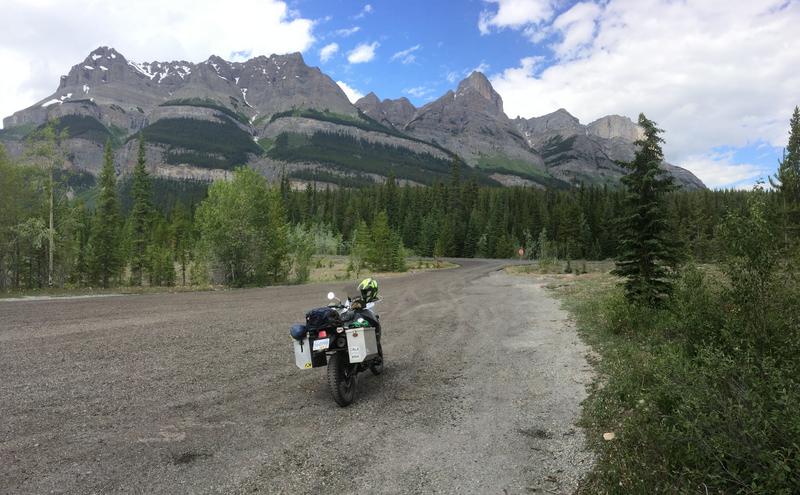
[305,307,342,330]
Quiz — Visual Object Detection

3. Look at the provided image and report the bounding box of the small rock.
[602,432,615,441]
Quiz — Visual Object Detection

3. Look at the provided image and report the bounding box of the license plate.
[312,338,330,351]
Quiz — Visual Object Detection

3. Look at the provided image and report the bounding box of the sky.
[1,0,798,190]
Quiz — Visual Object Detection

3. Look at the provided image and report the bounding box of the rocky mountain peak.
[587,114,644,142]
[357,92,381,106]
[83,46,125,64]
[519,108,584,137]
[455,71,503,115]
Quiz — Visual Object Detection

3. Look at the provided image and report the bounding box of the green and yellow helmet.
[358,277,378,302]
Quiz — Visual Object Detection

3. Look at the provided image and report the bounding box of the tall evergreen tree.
[89,140,123,287]
[769,106,800,247]
[129,135,152,285]
[612,114,679,306]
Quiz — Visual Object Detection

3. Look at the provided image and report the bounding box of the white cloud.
[550,2,601,59]
[490,0,800,169]
[403,86,434,99]
[472,62,490,74]
[336,80,364,103]
[445,62,491,86]
[0,0,316,126]
[347,41,379,64]
[681,151,772,189]
[335,26,361,37]
[478,0,556,35]
[354,4,373,20]
[390,44,421,65]
[319,42,339,62]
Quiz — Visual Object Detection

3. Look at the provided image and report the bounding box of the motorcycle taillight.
[318,330,328,338]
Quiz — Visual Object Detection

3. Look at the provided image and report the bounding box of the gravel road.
[0,259,593,494]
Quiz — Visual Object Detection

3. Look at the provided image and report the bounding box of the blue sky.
[1,0,798,189]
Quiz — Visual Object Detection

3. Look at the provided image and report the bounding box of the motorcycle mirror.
[327,292,335,300]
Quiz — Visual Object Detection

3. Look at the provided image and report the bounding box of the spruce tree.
[769,106,800,247]
[612,114,679,306]
[89,141,122,287]
[129,135,152,285]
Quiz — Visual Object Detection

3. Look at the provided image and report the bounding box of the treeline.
[0,120,784,292]
[280,167,753,262]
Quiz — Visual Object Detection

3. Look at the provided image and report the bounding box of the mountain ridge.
[1,47,705,190]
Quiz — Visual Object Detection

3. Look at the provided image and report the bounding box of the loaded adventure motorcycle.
[290,279,384,407]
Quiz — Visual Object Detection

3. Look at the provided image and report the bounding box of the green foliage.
[347,219,370,279]
[770,106,800,247]
[46,115,113,145]
[288,168,376,188]
[540,134,578,166]
[195,168,288,286]
[612,114,679,307]
[161,98,250,125]
[288,224,315,284]
[140,118,261,170]
[270,108,394,135]
[0,123,37,140]
[366,211,406,271]
[88,141,123,287]
[128,135,152,285]
[566,193,800,493]
[268,131,473,185]
[119,176,208,215]
[171,202,194,286]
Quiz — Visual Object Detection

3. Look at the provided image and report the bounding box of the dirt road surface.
[0,259,593,494]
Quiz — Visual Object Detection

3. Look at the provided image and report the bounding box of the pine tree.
[129,135,152,285]
[171,202,193,286]
[89,141,123,287]
[367,211,393,270]
[769,106,800,247]
[348,219,370,278]
[612,114,679,306]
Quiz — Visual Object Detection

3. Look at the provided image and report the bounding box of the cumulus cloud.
[0,0,316,124]
[347,41,379,64]
[336,80,364,103]
[550,2,601,59]
[478,0,556,35]
[319,42,339,62]
[390,44,421,64]
[681,150,773,190]
[489,0,800,174]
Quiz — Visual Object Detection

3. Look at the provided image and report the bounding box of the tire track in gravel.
[0,260,593,495]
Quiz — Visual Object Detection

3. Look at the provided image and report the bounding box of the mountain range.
[0,46,705,189]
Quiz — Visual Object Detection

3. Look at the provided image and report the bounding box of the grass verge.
[541,266,800,494]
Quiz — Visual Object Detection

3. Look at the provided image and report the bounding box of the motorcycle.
[290,291,384,407]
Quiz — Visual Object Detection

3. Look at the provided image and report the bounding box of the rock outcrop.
[0,47,705,189]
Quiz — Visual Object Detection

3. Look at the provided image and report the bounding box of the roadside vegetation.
[536,109,800,493]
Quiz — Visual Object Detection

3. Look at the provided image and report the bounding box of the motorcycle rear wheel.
[327,352,357,407]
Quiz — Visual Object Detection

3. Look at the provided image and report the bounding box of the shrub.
[571,192,800,493]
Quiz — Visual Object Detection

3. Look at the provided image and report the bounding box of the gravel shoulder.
[0,259,593,494]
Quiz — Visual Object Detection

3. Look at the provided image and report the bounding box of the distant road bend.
[0,259,593,494]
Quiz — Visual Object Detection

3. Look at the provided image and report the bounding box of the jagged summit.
[455,71,504,115]
[0,47,705,190]
[355,92,416,130]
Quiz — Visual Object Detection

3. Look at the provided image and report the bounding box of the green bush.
[569,193,800,494]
